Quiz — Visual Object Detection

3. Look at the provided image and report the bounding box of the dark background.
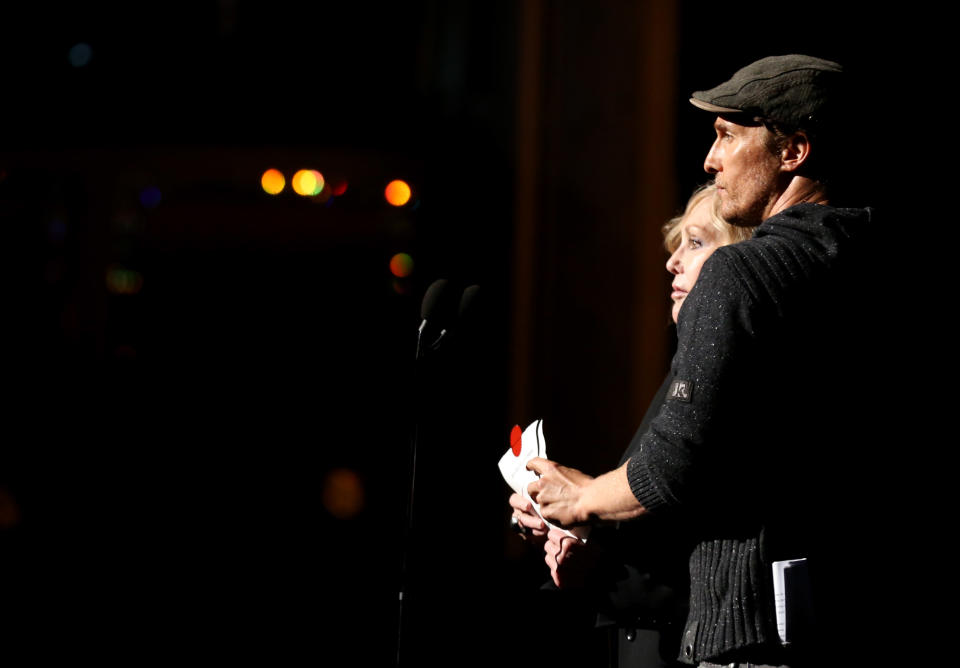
[0,2,927,664]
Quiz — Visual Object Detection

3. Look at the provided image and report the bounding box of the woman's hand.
[508,492,547,543]
[543,528,596,589]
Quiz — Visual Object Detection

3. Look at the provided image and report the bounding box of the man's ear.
[780,131,811,172]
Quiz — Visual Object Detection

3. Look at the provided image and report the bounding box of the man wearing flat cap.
[526,55,879,666]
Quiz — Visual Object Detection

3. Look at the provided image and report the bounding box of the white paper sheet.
[497,419,577,539]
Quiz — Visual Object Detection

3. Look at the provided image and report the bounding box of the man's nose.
[704,140,720,174]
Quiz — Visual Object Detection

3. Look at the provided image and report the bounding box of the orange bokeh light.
[385,179,412,206]
[292,169,324,196]
[322,468,365,520]
[389,253,414,278]
[261,168,285,195]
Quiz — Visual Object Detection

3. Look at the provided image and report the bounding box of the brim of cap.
[689,97,742,114]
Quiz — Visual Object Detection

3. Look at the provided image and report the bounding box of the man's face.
[703,116,783,225]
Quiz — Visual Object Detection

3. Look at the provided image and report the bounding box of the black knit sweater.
[626,203,874,664]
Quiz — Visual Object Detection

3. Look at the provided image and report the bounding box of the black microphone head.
[420,279,450,321]
[459,284,480,320]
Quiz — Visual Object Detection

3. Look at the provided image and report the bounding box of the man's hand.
[526,457,595,527]
[528,458,648,525]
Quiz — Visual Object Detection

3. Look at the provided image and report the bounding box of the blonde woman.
[510,183,758,668]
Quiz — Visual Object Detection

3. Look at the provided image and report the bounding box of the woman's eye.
[688,238,703,249]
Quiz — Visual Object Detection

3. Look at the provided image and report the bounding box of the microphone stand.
[396,280,472,667]
[396,318,437,667]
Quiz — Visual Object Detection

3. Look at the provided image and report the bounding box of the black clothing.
[540,374,690,668]
[624,203,879,664]
[596,373,691,668]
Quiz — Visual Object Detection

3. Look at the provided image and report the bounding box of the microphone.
[416,279,456,360]
[449,284,481,347]
[418,279,450,337]
[458,284,481,325]
[417,282,482,358]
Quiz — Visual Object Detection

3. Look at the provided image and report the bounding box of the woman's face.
[666,197,731,324]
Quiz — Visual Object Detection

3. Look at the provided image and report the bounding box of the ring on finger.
[510,514,531,537]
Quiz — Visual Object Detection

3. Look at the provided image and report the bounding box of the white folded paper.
[498,419,577,539]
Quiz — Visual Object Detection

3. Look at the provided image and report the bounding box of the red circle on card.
[510,425,522,456]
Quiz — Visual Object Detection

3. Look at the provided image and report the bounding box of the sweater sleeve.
[626,245,762,512]
[625,203,870,512]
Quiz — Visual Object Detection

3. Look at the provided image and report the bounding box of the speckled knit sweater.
[626,203,873,664]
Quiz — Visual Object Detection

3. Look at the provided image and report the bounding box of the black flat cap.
[690,54,843,131]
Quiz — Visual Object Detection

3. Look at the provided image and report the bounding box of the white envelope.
[498,419,576,539]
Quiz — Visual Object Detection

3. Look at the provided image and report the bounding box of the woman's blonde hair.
[662,183,756,253]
